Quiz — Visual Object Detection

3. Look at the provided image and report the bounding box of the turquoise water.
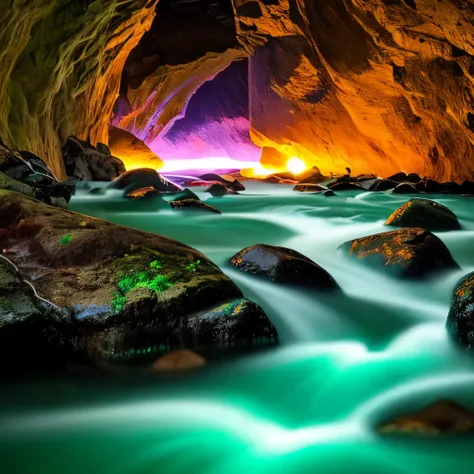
[3,182,474,473]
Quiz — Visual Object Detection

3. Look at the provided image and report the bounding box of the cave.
[2,1,474,473]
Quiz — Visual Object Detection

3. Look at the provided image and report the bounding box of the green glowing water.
[2,183,474,473]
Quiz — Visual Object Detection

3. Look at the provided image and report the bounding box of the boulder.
[369,179,397,192]
[230,244,339,290]
[293,183,326,193]
[0,144,74,205]
[168,188,200,202]
[112,168,181,194]
[0,190,277,365]
[296,166,326,184]
[378,400,474,436]
[125,187,163,200]
[387,173,421,184]
[416,179,443,193]
[342,228,460,278]
[446,272,474,350]
[461,181,474,195]
[199,174,246,192]
[385,199,461,231]
[329,182,364,191]
[392,183,420,194]
[440,181,462,194]
[62,136,126,181]
[205,183,238,197]
[152,349,206,372]
[188,298,278,348]
[323,190,336,197]
[170,198,221,214]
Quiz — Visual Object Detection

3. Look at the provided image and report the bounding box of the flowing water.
[3,182,474,473]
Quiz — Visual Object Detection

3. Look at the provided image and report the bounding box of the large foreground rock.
[447,272,474,350]
[231,244,339,290]
[62,136,126,181]
[386,199,461,231]
[0,191,277,368]
[343,228,459,278]
[378,400,474,436]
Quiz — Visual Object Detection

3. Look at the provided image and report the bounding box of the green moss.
[110,264,173,313]
[59,234,73,245]
[186,259,201,273]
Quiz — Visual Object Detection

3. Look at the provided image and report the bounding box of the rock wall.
[234,0,474,180]
[0,0,157,178]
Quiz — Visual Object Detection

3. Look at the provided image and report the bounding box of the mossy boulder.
[0,190,276,366]
[386,198,461,231]
[342,228,460,278]
[446,272,474,350]
[378,400,474,436]
[231,244,340,290]
[205,183,238,197]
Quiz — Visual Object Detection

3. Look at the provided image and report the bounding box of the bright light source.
[286,157,306,175]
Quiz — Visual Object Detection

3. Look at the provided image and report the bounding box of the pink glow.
[160,157,261,172]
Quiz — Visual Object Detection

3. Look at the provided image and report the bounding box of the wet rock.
[447,272,474,350]
[0,258,70,372]
[62,136,126,181]
[369,179,397,192]
[293,183,326,193]
[231,244,339,290]
[461,181,474,195]
[378,400,474,436]
[125,186,163,200]
[387,173,421,184]
[168,188,200,202]
[343,228,460,278]
[205,183,238,197]
[329,182,364,192]
[170,198,221,214]
[0,190,249,364]
[296,166,326,184]
[152,349,206,372]
[358,178,379,190]
[392,183,420,194]
[199,174,246,192]
[440,181,462,194]
[385,198,461,231]
[88,187,107,196]
[188,298,278,349]
[112,168,181,195]
[415,179,443,193]
[0,144,73,206]
[323,190,336,197]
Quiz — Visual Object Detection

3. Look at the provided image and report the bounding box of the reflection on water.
[2,182,474,473]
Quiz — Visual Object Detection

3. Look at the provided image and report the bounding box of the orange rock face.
[235,0,474,180]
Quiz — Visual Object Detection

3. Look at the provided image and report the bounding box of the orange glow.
[286,157,307,175]
[241,163,277,178]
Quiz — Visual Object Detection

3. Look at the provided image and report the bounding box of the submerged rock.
[447,272,474,350]
[0,190,269,366]
[385,198,461,231]
[168,188,200,202]
[378,400,474,436]
[343,228,459,278]
[152,349,206,372]
[231,244,339,290]
[112,168,181,194]
[205,183,238,197]
[188,298,278,349]
[170,198,221,214]
[323,189,336,197]
[62,136,126,181]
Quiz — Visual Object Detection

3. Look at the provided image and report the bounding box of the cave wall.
[234,0,474,180]
[0,0,157,178]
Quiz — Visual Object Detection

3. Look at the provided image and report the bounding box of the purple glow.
[149,60,261,163]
